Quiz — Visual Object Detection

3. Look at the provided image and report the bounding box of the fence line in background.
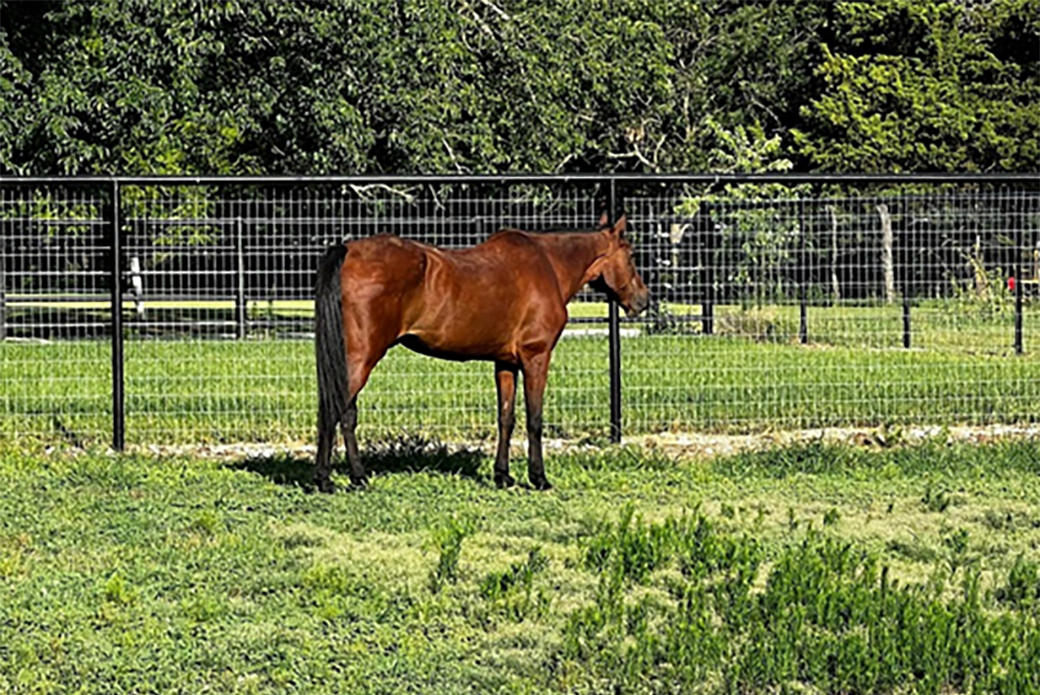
[1,174,1038,450]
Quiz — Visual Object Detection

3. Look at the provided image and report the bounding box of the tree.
[794,0,1040,172]
[0,0,680,175]
[5,0,1031,176]
[1,0,835,175]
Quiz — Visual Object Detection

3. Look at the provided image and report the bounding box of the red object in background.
[1008,276,1017,292]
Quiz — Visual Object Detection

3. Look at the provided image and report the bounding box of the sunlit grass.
[1,304,1038,446]
[1,439,1037,693]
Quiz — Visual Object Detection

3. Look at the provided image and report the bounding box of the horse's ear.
[598,212,610,229]
[612,214,627,238]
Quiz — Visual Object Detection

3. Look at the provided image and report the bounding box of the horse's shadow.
[230,435,488,491]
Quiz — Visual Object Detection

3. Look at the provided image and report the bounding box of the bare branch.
[442,138,467,175]
[347,184,416,203]
[476,0,510,20]
[606,145,659,172]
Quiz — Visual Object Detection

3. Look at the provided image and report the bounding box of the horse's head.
[590,215,651,318]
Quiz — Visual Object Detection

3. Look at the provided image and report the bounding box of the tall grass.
[564,509,1039,694]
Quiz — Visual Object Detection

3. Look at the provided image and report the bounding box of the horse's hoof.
[314,478,337,494]
[531,478,553,491]
[495,474,516,489]
[348,476,368,491]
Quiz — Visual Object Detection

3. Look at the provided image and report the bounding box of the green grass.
[1,438,1038,693]
[2,311,1038,446]
[1,301,1036,447]
[0,354,1034,447]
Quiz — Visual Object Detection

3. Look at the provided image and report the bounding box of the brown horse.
[314,213,650,492]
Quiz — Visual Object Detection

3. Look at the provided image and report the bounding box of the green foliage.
[478,547,550,621]
[100,571,134,606]
[714,438,1040,479]
[922,482,953,513]
[674,119,815,307]
[995,554,1040,609]
[641,301,698,336]
[429,515,471,593]
[0,0,681,174]
[566,516,1040,694]
[795,0,1040,172]
[946,259,1019,318]
[19,0,1032,175]
[566,507,763,689]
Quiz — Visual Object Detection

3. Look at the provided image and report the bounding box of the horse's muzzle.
[626,290,651,318]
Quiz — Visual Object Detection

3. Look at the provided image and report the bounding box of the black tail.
[316,244,349,448]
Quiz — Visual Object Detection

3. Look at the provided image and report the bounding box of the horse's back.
[433,231,565,313]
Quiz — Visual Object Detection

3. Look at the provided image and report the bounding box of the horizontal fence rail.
[1,174,1038,450]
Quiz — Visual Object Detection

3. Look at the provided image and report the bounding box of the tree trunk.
[878,203,895,304]
[829,205,841,304]
[972,233,989,300]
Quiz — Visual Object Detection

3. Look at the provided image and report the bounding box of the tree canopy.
[1,0,1036,175]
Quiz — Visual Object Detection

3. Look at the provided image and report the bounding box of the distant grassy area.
[1,439,1038,693]
[3,295,1031,347]
[0,301,1036,446]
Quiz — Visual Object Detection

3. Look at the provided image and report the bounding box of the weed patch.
[560,511,1040,694]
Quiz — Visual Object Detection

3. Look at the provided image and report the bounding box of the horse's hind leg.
[339,352,381,489]
[340,396,366,488]
[520,350,553,491]
[493,361,519,488]
[315,414,337,493]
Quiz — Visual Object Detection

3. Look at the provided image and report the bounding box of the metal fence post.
[902,234,912,351]
[110,180,125,450]
[799,207,809,345]
[894,199,910,350]
[701,209,715,336]
[902,297,912,350]
[607,179,623,444]
[1013,193,1026,356]
[800,289,809,345]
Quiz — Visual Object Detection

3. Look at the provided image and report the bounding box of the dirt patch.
[130,423,1040,464]
[623,423,1040,461]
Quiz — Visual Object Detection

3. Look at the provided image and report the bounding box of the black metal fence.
[1,174,1038,449]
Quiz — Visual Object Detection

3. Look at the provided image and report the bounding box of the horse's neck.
[535,231,611,303]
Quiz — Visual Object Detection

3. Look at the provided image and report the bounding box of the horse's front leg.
[494,361,519,488]
[520,351,553,491]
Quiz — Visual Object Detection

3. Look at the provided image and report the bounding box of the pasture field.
[1,437,1038,694]
[1,302,1037,446]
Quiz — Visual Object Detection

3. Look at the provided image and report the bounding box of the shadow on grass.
[230,435,488,491]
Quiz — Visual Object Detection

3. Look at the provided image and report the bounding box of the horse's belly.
[400,269,564,362]
[396,332,512,363]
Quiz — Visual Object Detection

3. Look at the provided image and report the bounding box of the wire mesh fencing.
[1,176,1037,449]
[119,180,608,445]
[0,183,114,444]
[625,182,1039,433]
